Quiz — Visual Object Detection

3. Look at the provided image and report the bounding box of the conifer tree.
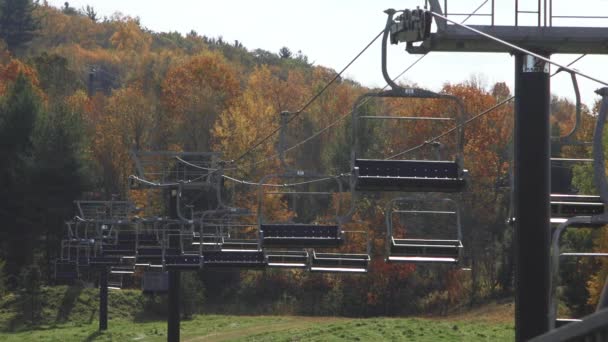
[0,0,39,52]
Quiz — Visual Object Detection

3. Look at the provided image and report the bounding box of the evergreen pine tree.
[0,0,39,52]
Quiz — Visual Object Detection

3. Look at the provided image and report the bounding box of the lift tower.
[387,1,608,340]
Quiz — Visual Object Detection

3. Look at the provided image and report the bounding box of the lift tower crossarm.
[403,0,608,55]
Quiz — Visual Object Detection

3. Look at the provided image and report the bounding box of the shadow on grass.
[132,294,168,323]
[84,330,104,342]
[5,293,41,332]
[55,285,84,323]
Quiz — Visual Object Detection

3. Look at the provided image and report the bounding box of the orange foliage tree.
[163,51,240,150]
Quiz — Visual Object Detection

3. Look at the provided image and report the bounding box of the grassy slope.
[0,286,514,341]
[0,315,514,342]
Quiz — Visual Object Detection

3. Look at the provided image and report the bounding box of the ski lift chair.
[548,88,608,329]
[102,227,138,258]
[199,208,266,269]
[162,221,203,271]
[549,216,608,328]
[550,146,604,226]
[110,252,135,275]
[107,273,124,290]
[196,210,228,250]
[192,225,228,249]
[216,210,260,252]
[258,171,346,249]
[266,249,309,268]
[110,264,135,275]
[310,230,371,273]
[550,158,604,225]
[550,193,605,226]
[386,197,463,264]
[65,221,95,271]
[194,208,245,249]
[550,73,605,225]
[350,21,467,193]
[90,237,123,267]
[75,200,133,223]
[259,111,350,251]
[164,253,203,271]
[133,218,164,268]
[202,250,267,269]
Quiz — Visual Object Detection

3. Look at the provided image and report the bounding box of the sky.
[46,0,608,107]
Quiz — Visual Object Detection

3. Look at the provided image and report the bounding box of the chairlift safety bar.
[392,210,456,215]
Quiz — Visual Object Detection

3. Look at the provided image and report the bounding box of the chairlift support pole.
[99,267,108,331]
[514,52,551,340]
[167,188,180,342]
[167,269,180,342]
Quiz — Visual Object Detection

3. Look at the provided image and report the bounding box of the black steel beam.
[409,25,608,54]
[167,269,180,341]
[99,268,108,331]
[514,53,551,341]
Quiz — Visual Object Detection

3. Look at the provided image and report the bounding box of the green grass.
[0,314,514,341]
[0,286,514,341]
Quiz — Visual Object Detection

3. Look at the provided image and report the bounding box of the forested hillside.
[1,0,606,320]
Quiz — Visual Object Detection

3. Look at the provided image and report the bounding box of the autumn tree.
[31,52,81,103]
[110,15,151,52]
[90,84,156,196]
[163,51,240,150]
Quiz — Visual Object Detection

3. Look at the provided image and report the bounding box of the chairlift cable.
[174,156,219,171]
[229,29,385,165]
[221,173,350,188]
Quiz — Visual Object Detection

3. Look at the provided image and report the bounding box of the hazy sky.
[47,0,608,107]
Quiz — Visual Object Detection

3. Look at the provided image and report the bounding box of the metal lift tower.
[388,1,608,340]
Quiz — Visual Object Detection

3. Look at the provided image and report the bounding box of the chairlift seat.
[310,252,370,273]
[69,238,95,246]
[555,318,582,328]
[164,254,202,270]
[202,250,266,268]
[551,194,604,218]
[550,217,606,227]
[354,159,466,192]
[102,243,136,257]
[110,265,135,274]
[117,232,158,242]
[221,239,260,251]
[108,280,123,290]
[261,224,343,248]
[136,247,180,264]
[89,255,122,266]
[192,233,223,247]
[387,238,462,263]
[266,250,309,268]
